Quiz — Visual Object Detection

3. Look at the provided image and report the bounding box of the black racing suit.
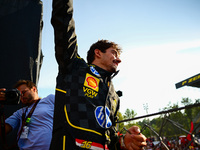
[50,0,122,149]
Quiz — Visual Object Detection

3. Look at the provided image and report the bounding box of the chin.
[113,66,118,72]
[111,68,117,73]
[107,65,117,73]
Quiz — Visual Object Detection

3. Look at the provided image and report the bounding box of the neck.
[26,98,40,107]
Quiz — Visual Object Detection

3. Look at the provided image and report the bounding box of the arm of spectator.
[0,88,13,134]
[5,123,13,135]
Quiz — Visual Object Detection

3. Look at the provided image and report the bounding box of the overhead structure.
[175,73,200,89]
[0,0,43,90]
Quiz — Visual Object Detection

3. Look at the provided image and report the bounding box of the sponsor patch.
[83,87,98,98]
[84,73,100,92]
[90,66,100,77]
[112,99,117,112]
[75,139,109,150]
[95,106,112,128]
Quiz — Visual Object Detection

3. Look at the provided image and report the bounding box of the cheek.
[102,56,109,63]
[106,55,114,61]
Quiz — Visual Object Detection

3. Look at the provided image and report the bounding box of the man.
[50,0,147,149]
[0,80,54,150]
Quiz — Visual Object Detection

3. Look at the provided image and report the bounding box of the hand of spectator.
[0,88,6,101]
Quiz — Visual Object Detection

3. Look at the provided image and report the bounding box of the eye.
[111,50,118,58]
[21,90,29,96]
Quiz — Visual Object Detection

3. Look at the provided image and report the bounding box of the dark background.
[0,0,43,149]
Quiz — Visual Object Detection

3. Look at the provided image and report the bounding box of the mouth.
[113,60,119,66]
[114,63,118,67]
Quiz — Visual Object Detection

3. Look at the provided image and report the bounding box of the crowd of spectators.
[145,136,200,150]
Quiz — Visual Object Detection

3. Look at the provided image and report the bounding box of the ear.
[94,49,101,58]
[32,86,37,93]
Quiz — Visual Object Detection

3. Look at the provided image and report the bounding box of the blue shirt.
[6,94,55,150]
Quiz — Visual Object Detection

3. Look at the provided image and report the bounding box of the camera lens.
[3,89,21,105]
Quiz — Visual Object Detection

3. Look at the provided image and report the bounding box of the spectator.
[0,80,54,150]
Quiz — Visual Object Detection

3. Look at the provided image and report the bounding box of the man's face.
[17,84,36,105]
[99,47,121,73]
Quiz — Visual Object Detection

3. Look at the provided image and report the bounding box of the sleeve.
[51,0,78,72]
[109,99,126,150]
[5,110,21,130]
[47,94,55,105]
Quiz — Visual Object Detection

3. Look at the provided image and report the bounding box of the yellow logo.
[182,74,200,86]
[84,73,99,92]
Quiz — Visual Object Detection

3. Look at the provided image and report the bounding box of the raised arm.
[51,0,77,72]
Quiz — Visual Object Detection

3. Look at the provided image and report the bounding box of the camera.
[1,89,21,105]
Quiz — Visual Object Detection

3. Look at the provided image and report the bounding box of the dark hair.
[87,39,122,64]
[14,80,37,91]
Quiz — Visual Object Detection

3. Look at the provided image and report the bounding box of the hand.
[0,88,6,101]
[123,126,147,150]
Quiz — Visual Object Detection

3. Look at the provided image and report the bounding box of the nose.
[116,57,121,64]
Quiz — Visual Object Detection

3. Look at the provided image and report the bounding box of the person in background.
[0,80,54,150]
